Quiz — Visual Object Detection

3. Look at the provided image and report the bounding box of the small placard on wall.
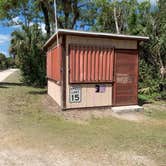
[69,86,81,103]
[95,85,106,93]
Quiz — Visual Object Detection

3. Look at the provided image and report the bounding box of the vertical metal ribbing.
[69,44,114,83]
[91,46,95,81]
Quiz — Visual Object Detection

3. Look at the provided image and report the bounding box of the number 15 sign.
[69,86,81,103]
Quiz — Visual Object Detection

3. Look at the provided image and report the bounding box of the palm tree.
[9,24,46,86]
[9,30,26,65]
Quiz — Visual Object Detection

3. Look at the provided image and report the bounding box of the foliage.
[10,24,46,87]
[0,0,41,27]
[92,0,115,32]
[93,0,140,33]
[139,59,159,90]
[0,53,7,69]
[0,53,15,70]
[6,56,15,68]
[34,0,97,35]
[158,79,166,100]
[160,90,166,100]
[91,0,166,100]
[0,0,97,87]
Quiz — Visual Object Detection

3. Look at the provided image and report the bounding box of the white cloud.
[40,23,46,33]
[150,0,157,5]
[11,25,21,29]
[12,16,20,23]
[11,16,22,29]
[138,0,157,5]
[29,22,34,26]
[0,34,11,44]
[0,49,8,56]
[29,22,46,33]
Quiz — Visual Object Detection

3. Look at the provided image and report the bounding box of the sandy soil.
[0,70,161,166]
[43,95,147,123]
[0,95,158,166]
[0,147,157,166]
[0,69,19,82]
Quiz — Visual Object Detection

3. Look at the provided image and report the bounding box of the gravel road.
[0,69,19,82]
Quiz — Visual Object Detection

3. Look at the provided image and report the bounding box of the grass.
[139,93,166,120]
[143,102,166,120]
[0,70,166,165]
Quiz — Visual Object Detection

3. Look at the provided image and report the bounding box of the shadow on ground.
[0,85,8,88]
[0,82,24,87]
[138,98,152,106]
[28,90,47,95]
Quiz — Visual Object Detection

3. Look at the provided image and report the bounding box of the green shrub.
[10,24,46,87]
[160,91,166,100]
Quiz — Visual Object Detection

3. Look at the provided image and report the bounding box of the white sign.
[69,86,81,103]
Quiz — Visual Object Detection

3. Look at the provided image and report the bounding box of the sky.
[0,21,45,57]
[0,23,19,56]
[0,0,157,57]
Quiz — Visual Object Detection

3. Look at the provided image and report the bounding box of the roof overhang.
[44,29,149,49]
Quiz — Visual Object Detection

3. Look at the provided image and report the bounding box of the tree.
[0,0,97,36]
[92,0,166,98]
[0,0,97,87]
[6,57,15,68]
[35,0,97,36]
[91,0,115,32]
[153,0,166,80]
[0,53,7,69]
[93,0,139,34]
[0,0,41,27]
[138,0,165,81]
[10,24,46,86]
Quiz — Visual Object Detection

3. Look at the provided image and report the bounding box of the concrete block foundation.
[111,105,143,113]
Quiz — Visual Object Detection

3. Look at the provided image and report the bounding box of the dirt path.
[0,69,19,82]
[0,148,157,166]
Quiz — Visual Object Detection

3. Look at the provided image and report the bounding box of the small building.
[44,29,148,110]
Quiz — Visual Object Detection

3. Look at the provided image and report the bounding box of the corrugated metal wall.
[46,45,62,81]
[113,50,138,106]
[47,50,52,78]
[69,45,114,83]
[65,36,138,109]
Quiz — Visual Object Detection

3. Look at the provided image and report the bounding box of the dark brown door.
[113,50,138,106]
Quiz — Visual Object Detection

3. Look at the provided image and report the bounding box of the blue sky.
[0,0,157,57]
[0,23,20,57]
[0,21,44,57]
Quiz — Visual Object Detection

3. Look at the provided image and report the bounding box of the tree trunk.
[160,66,165,80]
[40,1,50,36]
[113,5,120,34]
[158,50,165,80]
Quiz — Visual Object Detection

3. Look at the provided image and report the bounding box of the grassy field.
[0,71,166,165]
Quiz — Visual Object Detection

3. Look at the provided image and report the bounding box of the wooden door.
[113,50,138,106]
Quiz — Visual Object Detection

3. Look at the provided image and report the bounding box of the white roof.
[44,29,149,48]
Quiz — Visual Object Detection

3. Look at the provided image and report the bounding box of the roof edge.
[44,29,149,48]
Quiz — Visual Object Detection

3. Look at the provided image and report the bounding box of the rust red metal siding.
[69,45,114,83]
[46,45,62,81]
[113,50,138,106]
[46,50,52,78]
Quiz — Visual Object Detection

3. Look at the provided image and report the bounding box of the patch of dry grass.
[0,70,165,166]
